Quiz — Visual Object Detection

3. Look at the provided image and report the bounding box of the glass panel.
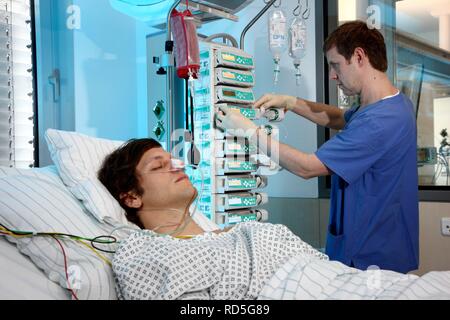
[396,0,446,51]
[335,0,450,188]
[395,0,450,187]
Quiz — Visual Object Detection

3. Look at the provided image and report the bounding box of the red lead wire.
[52,236,79,300]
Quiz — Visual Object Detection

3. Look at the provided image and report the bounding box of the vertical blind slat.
[0,0,34,168]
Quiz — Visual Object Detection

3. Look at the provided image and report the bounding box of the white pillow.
[45,129,127,223]
[0,166,120,300]
[0,237,68,300]
[44,129,221,232]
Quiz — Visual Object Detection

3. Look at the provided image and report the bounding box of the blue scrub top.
[316,93,419,274]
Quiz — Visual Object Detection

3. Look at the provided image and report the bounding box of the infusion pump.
[190,41,284,228]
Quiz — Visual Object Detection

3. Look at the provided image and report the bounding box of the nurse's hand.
[253,94,297,114]
[215,105,258,138]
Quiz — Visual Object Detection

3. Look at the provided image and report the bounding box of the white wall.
[36,0,147,163]
[199,1,319,198]
[136,22,154,138]
[416,202,450,275]
[71,0,140,140]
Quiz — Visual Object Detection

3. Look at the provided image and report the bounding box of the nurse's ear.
[120,191,142,209]
[353,47,368,67]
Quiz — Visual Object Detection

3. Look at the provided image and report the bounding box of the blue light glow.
[110,0,177,23]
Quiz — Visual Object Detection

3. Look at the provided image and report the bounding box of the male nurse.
[216,20,419,273]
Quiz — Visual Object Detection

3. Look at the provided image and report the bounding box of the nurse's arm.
[255,95,346,130]
[251,129,331,180]
[292,98,347,130]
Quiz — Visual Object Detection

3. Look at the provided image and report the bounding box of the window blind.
[0,0,34,168]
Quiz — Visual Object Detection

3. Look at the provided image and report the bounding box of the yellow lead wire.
[0,227,112,267]
[74,239,112,266]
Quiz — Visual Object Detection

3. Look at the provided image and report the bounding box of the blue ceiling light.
[110,0,177,23]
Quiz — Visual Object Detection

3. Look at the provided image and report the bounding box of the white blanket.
[258,256,450,300]
[112,221,450,300]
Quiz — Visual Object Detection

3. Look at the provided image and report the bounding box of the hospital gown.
[112,221,328,300]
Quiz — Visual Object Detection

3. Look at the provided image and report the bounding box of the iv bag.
[170,9,200,79]
[268,9,288,61]
[289,16,307,85]
[288,16,307,64]
[268,9,287,85]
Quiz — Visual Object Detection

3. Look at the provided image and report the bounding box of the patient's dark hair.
[98,138,162,228]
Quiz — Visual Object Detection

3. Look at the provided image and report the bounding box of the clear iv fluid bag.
[289,17,307,64]
[289,17,307,85]
[268,9,288,60]
[268,9,287,85]
[170,9,200,79]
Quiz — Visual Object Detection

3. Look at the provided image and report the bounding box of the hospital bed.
[1,129,450,300]
[0,129,220,300]
[2,165,450,300]
[0,164,118,300]
[0,236,69,300]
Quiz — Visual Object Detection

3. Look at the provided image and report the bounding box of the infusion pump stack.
[148,35,284,228]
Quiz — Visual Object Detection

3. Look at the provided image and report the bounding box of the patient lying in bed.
[114,221,328,300]
[99,138,450,300]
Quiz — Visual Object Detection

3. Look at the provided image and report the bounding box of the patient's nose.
[170,158,185,171]
[330,69,338,81]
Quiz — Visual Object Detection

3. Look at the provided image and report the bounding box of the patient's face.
[134,147,196,210]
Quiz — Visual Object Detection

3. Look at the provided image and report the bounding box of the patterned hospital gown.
[112,222,328,300]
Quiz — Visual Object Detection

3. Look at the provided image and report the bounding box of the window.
[395,0,450,189]
[319,0,450,201]
[0,0,35,169]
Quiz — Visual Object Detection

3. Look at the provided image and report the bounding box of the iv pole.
[240,0,277,50]
[164,0,181,152]
[165,0,277,152]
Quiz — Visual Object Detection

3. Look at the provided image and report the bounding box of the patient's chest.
[113,222,328,300]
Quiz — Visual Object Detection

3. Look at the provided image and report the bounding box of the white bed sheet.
[258,255,450,300]
[0,237,69,300]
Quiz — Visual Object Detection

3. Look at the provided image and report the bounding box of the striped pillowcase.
[0,166,118,300]
[0,237,68,299]
[45,129,127,224]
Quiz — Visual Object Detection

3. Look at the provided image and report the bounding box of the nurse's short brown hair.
[324,20,388,72]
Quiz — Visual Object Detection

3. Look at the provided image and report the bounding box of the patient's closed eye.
[149,159,170,172]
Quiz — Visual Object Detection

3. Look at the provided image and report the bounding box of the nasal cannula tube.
[144,158,204,237]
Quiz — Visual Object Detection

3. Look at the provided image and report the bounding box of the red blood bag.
[170,9,200,79]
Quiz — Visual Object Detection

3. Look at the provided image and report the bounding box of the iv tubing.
[240,0,277,50]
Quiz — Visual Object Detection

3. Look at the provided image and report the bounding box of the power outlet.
[442,218,450,236]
